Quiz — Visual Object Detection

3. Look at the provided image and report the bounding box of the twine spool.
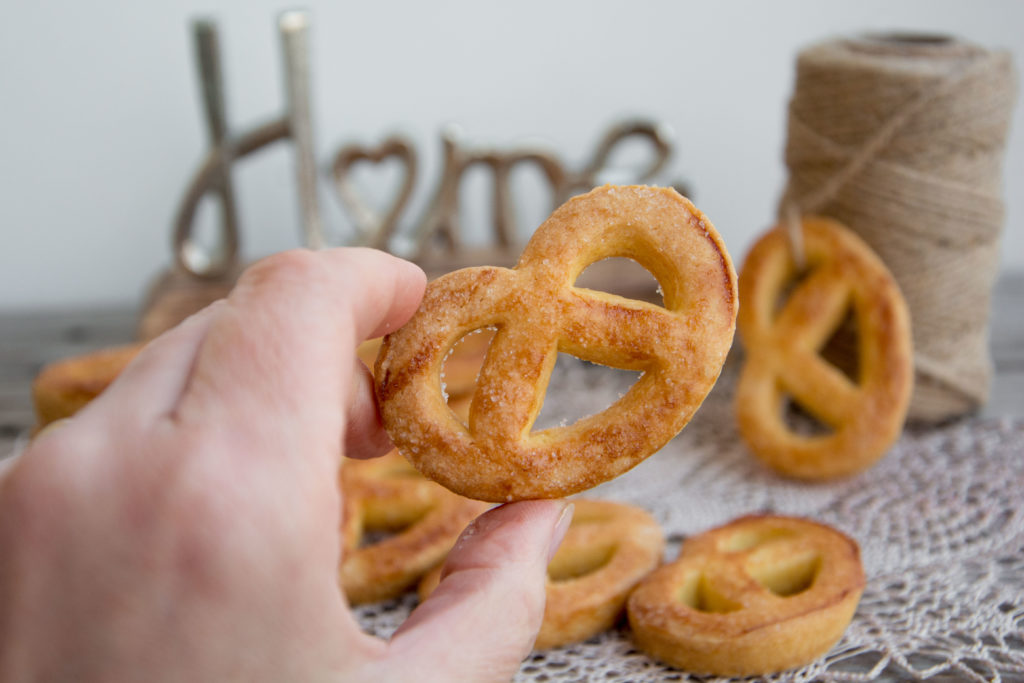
[780,33,1017,422]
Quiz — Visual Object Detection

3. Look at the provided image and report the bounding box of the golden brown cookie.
[358,329,491,402]
[627,514,865,676]
[339,450,489,605]
[735,216,912,479]
[376,185,737,502]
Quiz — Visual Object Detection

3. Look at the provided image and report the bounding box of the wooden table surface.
[2,271,1022,456]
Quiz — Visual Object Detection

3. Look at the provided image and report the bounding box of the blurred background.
[1,0,1021,312]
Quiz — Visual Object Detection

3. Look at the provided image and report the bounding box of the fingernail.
[547,501,574,563]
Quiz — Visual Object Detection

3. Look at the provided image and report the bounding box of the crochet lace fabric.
[354,358,1024,681]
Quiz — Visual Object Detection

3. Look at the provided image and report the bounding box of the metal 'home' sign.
[171,10,685,281]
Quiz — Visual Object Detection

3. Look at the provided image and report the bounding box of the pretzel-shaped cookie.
[419,498,664,649]
[627,514,865,676]
[359,331,491,403]
[735,217,912,479]
[376,185,737,502]
[339,448,488,605]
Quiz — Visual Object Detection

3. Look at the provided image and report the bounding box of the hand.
[0,248,571,682]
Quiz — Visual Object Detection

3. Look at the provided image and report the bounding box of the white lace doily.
[354,358,1024,682]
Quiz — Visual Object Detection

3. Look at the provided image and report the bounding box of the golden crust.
[735,216,913,479]
[32,344,143,428]
[339,450,489,605]
[627,514,865,676]
[359,330,491,402]
[419,498,664,650]
[376,185,737,502]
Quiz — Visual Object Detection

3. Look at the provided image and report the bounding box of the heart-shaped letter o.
[375,185,738,502]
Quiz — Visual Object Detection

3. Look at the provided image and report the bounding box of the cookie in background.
[420,498,664,650]
[734,216,912,479]
[32,344,143,430]
[376,184,737,502]
[628,514,865,676]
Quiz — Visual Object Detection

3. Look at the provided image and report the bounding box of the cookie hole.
[442,327,495,421]
[356,503,433,549]
[721,526,797,552]
[357,526,403,549]
[782,394,835,436]
[748,551,821,597]
[774,268,814,318]
[531,353,641,432]
[575,257,663,305]
[548,541,616,582]
[819,306,861,384]
[678,572,742,613]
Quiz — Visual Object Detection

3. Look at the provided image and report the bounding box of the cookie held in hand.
[375,185,738,502]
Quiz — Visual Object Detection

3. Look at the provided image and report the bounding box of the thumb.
[377,500,572,683]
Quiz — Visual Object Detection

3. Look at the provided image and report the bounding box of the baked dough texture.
[376,185,737,502]
[339,449,488,605]
[359,332,490,403]
[627,514,865,676]
[735,216,913,479]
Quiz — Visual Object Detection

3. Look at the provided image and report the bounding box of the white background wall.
[1,0,1021,311]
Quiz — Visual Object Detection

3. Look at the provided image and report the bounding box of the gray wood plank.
[2,272,1023,455]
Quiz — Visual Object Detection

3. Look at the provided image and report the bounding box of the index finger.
[173,248,424,465]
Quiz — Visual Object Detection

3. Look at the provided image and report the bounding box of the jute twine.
[779,34,1017,422]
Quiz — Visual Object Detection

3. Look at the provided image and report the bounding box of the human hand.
[0,248,571,682]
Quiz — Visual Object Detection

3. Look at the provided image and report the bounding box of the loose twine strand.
[779,35,1017,422]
